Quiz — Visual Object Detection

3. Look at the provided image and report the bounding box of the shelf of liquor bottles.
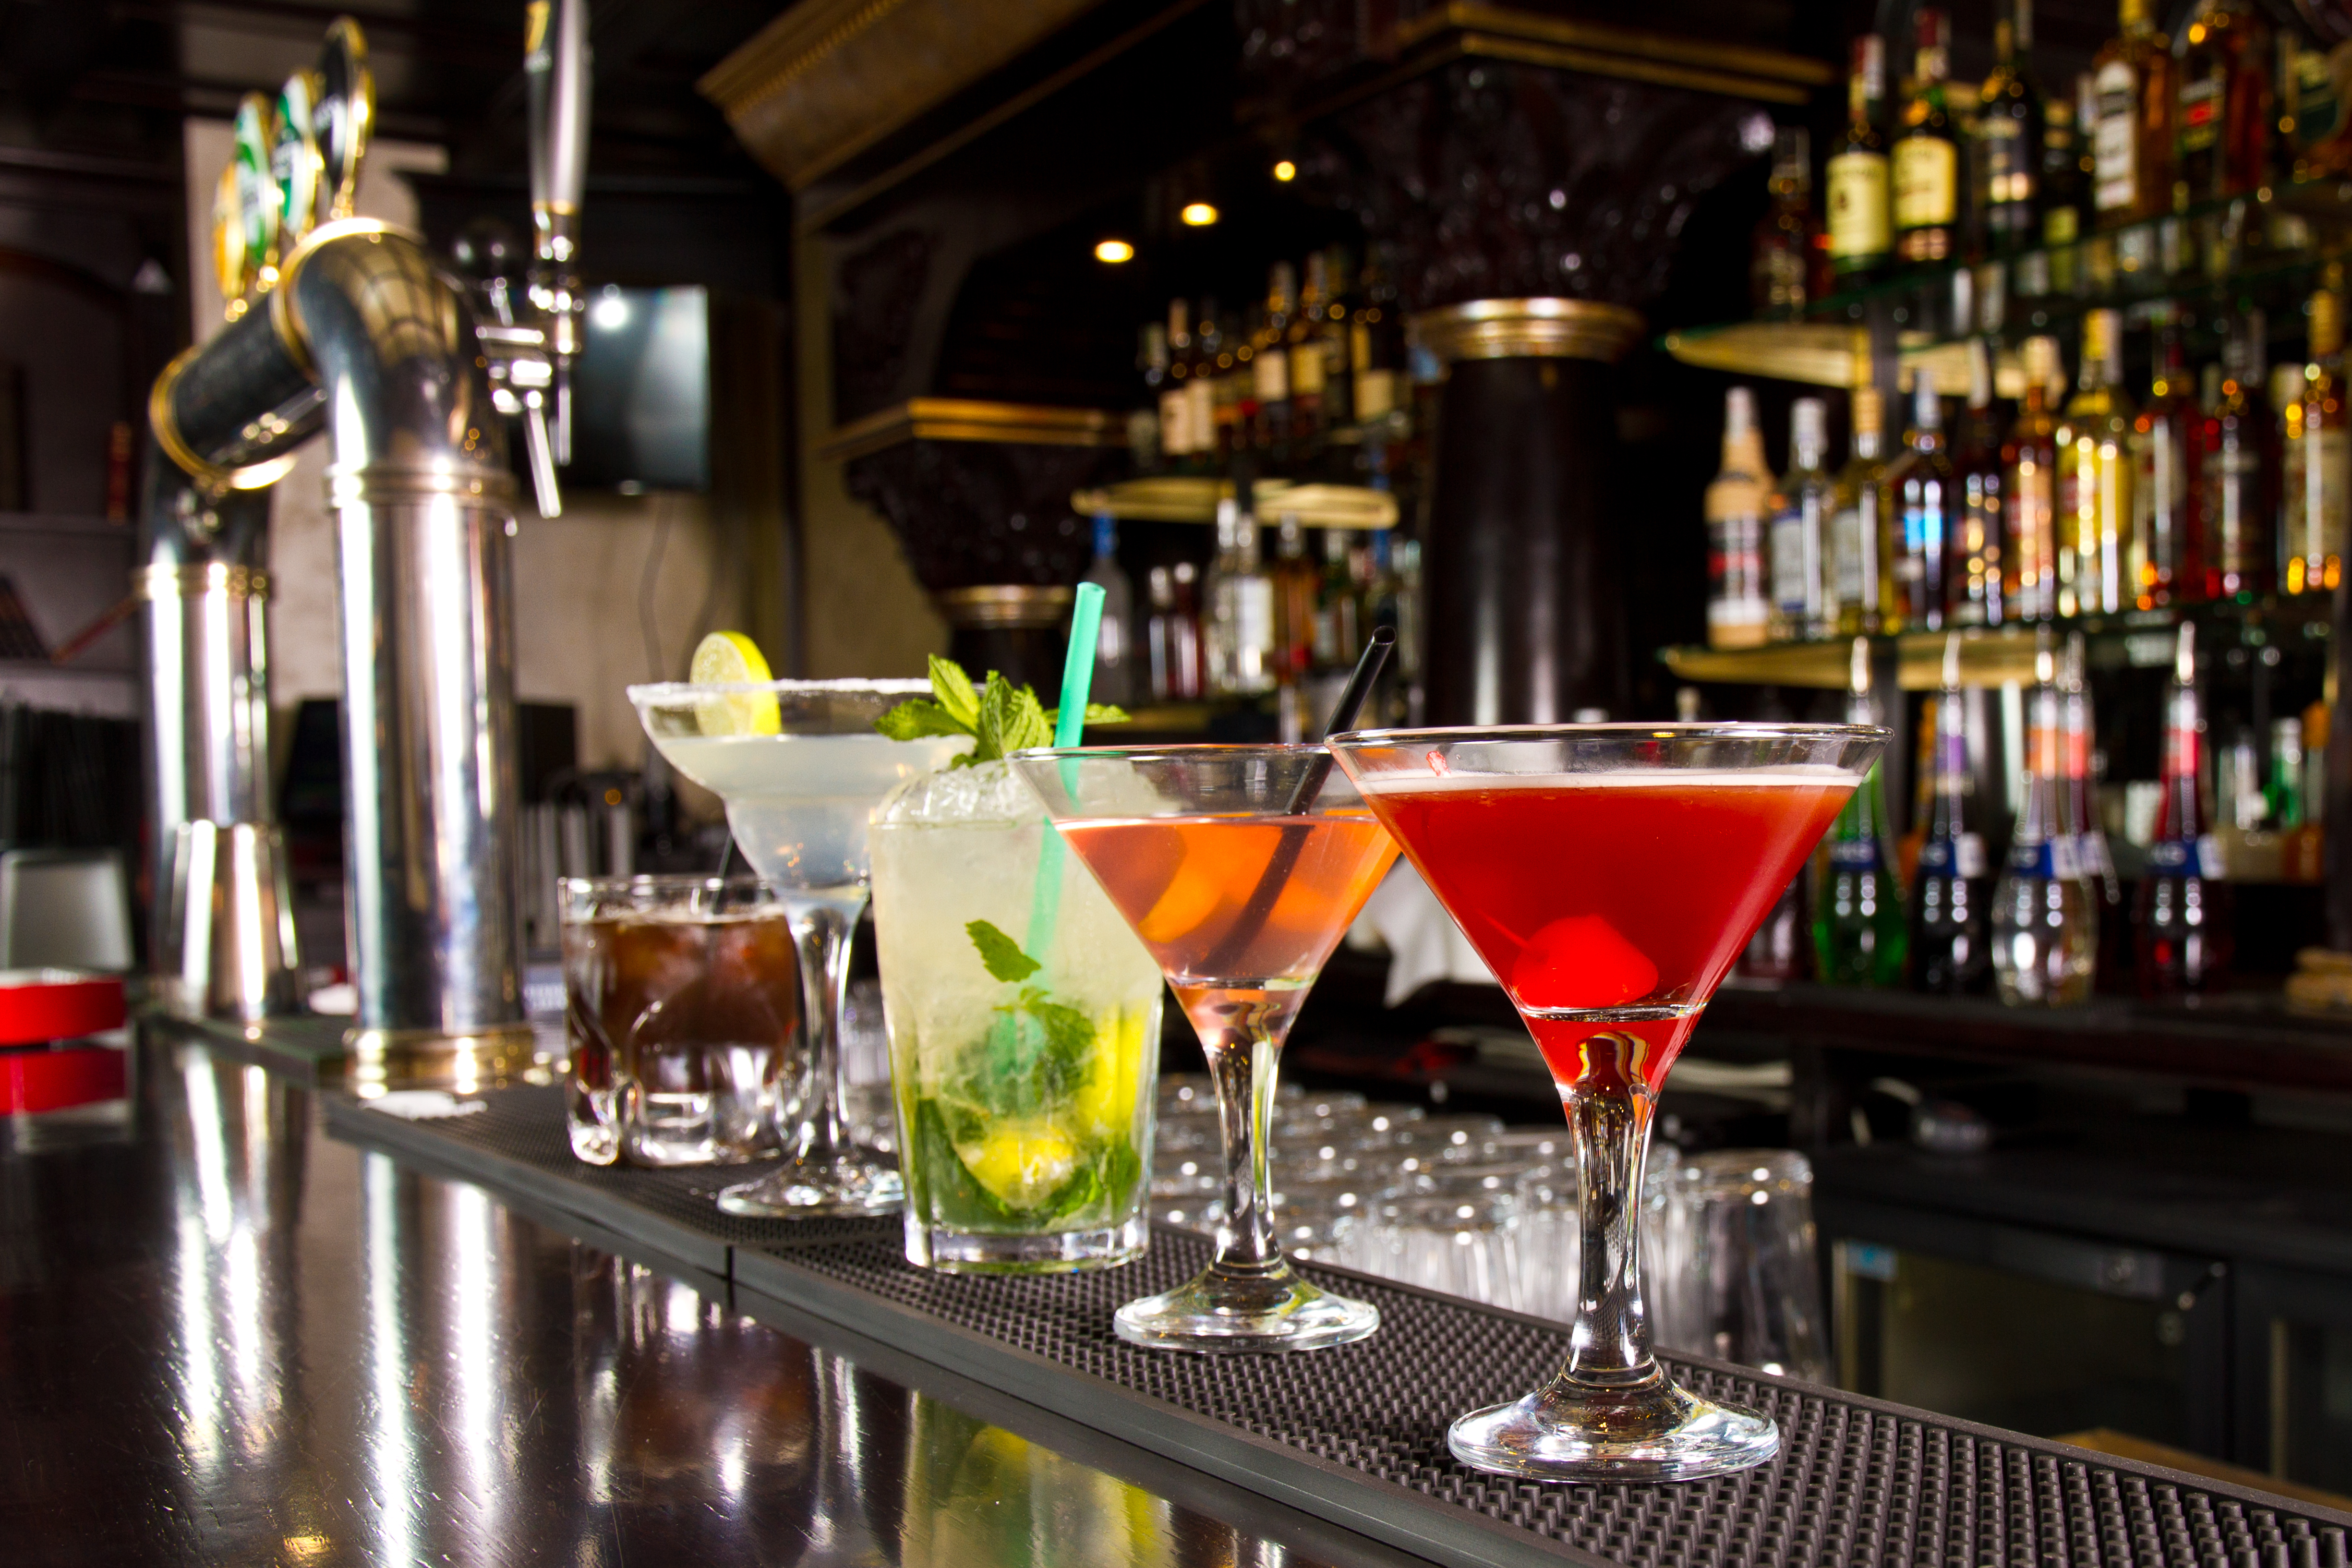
[1663,593,2330,691]
[1667,179,2352,391]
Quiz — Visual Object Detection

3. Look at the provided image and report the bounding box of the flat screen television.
[564,284,710,493]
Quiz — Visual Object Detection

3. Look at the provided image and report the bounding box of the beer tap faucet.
[525,0,590,466]
[453,217,562,518]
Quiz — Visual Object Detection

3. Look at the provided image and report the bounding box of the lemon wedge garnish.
[957,1124,1077,1209]
[689,631,781,736]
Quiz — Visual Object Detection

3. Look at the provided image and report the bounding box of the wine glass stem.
[1564,1054,1662,1387]
[785,900,859,1162]
[1205,1026,1283,1276]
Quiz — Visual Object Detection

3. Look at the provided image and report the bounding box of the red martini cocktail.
[1326,724,1882,1480]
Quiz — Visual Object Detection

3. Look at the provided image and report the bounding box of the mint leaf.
[997,684,1053,756]
[966,919,1040,983]
[1023,994,1095,1067]
[928,654,980,729]
[1042,702,1132,731]
[875,699,969,742]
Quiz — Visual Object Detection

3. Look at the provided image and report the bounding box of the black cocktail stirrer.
[1202,627,1395,974]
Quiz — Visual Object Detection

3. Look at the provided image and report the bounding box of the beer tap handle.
[452,218,562,518]
[525,0,590,466]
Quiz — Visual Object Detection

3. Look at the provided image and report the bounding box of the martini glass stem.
[785,900,858,1162]
[1563,1044,1663,1388]
[1205,1025,1284,1275]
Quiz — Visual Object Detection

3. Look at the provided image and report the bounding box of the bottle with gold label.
[1827,35,1891,280]
[2091,0,2175,229]
[2132,314,2199,607]
[1707,388,1773,650]
[2005,335,2065,621]
[2199,313,2273,601]
[1893,9,1961,266]
[1831,384,1896,637]
[1289,253,1328,440]
[1186,300,1220,468]
[1252,265,1293,456]
[2174,0,2272,206]
[2056,310,2136,617]
[2282,283,2347,595]
[1349,246,1403,427]
[1976,0,2044,258]
[1159,299,1194,463]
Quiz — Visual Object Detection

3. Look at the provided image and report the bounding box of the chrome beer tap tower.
[143,8,591,1087]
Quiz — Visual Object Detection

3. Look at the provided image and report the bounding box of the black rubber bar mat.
[322,1080,2352,1568]
[736,1230,2352,1568]
[321,1084,896,1276]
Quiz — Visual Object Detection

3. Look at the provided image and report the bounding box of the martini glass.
[1325,724,1882,1480]
[629,679,969,1216]
[1013,745,1399,1351]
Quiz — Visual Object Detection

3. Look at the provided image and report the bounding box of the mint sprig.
[876,654,1126,766]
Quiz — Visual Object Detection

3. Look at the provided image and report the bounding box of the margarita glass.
[629,678,969,1216]
[1326,724,1881,1480]
[1013,745,1399,1352]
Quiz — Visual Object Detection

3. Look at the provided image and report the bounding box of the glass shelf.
[1659,596,2332,691]
[1662,177,2352,388]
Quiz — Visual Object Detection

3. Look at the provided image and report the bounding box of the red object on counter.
[0,1046,126,1112]
[0,970,128,1047]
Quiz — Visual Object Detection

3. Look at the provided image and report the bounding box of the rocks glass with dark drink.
[561,875,801,1166]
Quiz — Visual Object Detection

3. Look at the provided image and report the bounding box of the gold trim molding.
[1412,299,1647,364]
[700,0,1106,191]
[934,584,1074,630]
[1394,4,1833,105]
[819,398,1128,462]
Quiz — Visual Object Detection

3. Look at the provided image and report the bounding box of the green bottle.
[1814,637,1909,985]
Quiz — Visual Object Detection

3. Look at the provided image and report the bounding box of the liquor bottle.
[2091,0,2175,229]
[2199,311,2274,600]
[1168,561,1204,699]
[2056,308,2135,617]
[1213,308,1249,461]
[1893,8,1962,267]
[2174,0,2273,206]
[1188,302,1222,466]
[1827,35,1892,281]
[1202,499,1242,694]
[1252,265,1294,456]
[1910,634,1992,994]
[1312,527,1360,671]
[2282,282,2348,596]
[1230,503,1277,695]
[2271,714,2315,881]
[1160,299,1194,462]
[1769,397,1833,641]
[1350,245,1404,426]
[1991,633,2099,1006]
[1832,384,1894,636]
[1269,515,1317,689]
[1951,338,2007,627]
[1289,255,1327,441]
[2132,314,2198,608]
[1814,637,1908,987]
[1313,248,1353,440]
[1975,0,2045,257]
[1705,387,1773,649]
[1737,690,1809,983]
[1753,126,1817,317]
[1078,514,1134,706]
[1145,565,1176,701]
[2134,622,2233,995]
[1889,369,1954,632]
[2005,335,2065,620]
[2042,77,2088,255]
[2061,631,2122,928]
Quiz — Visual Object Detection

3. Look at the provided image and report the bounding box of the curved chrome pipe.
[148,220,531,1075]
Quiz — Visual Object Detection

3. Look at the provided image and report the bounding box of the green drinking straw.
[1021,581,1106,956]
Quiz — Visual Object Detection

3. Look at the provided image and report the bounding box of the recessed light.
[1093,238,1135,263]
[1180,202,1219,227]
[1272,160,1297,182]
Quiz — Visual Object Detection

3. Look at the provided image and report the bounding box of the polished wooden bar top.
[0,1036,1390,1567]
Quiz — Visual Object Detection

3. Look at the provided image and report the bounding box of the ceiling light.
[1093,238,1135,264]
[1272,160,1296,182]
[1180,202,1219,227]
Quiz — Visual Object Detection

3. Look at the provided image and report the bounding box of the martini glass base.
[1114,1262,1380,1353]
[1447,1371,1779,1482]
[716,1148,903,1218]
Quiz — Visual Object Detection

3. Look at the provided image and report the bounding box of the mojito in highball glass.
[870,760,1162,1273]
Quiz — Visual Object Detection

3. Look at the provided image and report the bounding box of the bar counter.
[0,1031,1406,1567]
[14,1028,2352,1568]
